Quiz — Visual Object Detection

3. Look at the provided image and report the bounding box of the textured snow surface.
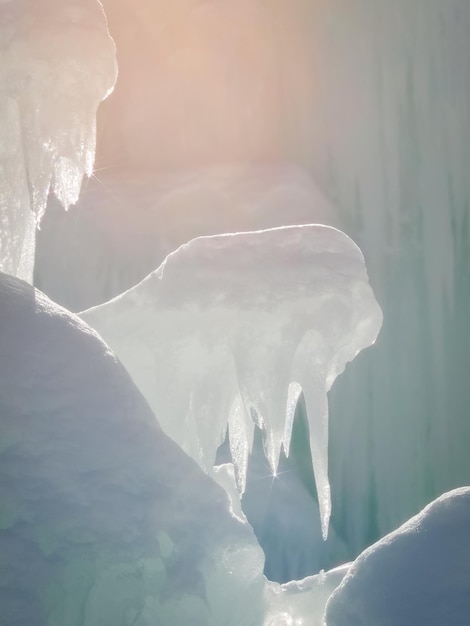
[82,224,383,540]
[325,487,470,626]
[0,0,116,282]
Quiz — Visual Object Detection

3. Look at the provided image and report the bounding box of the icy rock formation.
[82,224,383,540]
[0,0,117,282]
[325,487,470,626]
[0,272,268,626]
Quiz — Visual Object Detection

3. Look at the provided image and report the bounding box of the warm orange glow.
[97,1,317,171]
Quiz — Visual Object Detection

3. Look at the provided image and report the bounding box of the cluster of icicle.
[83,224,383,539]
[0,0,117,280]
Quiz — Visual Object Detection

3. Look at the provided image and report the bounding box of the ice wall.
[291,0,470,556]
[0,0,117,282]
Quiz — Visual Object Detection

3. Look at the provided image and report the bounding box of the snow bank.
[325,487,470,625]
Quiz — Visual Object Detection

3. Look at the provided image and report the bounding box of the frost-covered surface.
[82,224,383,540]
[325,487,470,625]
[35,163,336,312]
[0,0,117,282]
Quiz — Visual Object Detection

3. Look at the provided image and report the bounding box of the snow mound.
[325,487,470,626]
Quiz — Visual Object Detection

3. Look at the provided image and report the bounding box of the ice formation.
[0,0,117,282]
[325,487,470,625]
[0,271,350,625]
[82,224,383,540]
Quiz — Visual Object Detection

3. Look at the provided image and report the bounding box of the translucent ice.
[35,163,336,312]
[82,224,383,539]
[0,0,117,282]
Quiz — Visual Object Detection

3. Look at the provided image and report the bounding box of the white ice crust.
[82,224,383,540]
[0,0,117,282]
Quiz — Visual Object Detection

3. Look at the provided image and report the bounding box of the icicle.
[0,0,117,281]
[228,395,254,494]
